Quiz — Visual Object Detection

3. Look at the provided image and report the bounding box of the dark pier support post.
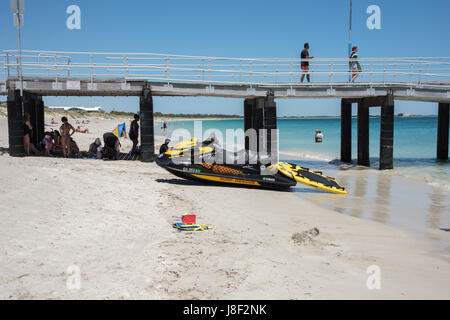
[263,92,277,163]
[35,95,45,146]
[140,86,155,162]
[357,99,370,166]
[243,91,278,164]
[23,92,36,146]
[243,97,263,154]
[255,97,265,154]
[379,94,394,170]
[7,89,25,157]
[23,92,45,148]
[437,102,449,160]
[340,99,352,163]
[244,98,255,152]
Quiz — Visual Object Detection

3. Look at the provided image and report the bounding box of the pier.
[1,50,450,167]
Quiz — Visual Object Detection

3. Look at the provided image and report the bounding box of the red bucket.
[182,214,196,225]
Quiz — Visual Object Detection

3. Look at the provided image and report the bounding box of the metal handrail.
[1,50,450,87]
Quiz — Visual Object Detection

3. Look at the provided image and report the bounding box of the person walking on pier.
[300,43,314,83]
[60,117,75,158]
[129,113,140,154]
[349,46,362,83]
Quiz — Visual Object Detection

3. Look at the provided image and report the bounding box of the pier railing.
[2,50,450,88]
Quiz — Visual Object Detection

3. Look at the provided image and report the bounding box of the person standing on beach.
[60,117,75,158]
[23,113,40,156]
[300,43,314,83]
[349,46,362,83]
[129,113,140,153]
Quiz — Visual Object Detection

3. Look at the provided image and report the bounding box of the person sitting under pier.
[89,138,103,159]
[69,137,80,156]
[50,130,63,156]
[102,132,121,160]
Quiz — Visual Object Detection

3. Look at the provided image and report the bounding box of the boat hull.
[156,155,296,190]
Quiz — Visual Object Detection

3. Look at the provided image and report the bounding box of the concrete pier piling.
[35,95,45,148]
[23,92,44,148]
[244,98,256,152]
[140,87,155,162]
[380,94,394,170]
[264,92,277,160]
[6,90,44,156]
[437,103,449,161]
[357,99,370,167]
[243,92,278,163]
[340,99,352,163]
[7,89,25,157]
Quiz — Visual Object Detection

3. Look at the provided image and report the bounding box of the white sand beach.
[0,113,449,299]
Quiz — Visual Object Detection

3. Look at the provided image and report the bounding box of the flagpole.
[348,0,352,81]
[348,0,352,56]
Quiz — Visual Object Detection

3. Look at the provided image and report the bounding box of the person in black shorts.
[129,114,140,153]
[300,43,314,83]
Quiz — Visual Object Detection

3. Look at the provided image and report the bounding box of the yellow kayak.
[270,162,348,195]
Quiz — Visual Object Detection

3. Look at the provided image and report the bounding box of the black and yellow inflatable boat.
[156,138,347,194]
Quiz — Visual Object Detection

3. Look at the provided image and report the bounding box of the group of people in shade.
[24,114,79,157]
[22,112,155,160]
[300,43,361,83]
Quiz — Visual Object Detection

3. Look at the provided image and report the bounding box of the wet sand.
[293,165,450,253]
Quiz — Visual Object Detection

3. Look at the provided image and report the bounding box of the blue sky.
[1,0,449,115]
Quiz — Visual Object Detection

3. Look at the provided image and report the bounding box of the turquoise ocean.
[156,117,450,242]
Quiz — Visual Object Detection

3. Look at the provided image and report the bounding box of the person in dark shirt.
[129,114,140,153]
[300,43,314,83]
[159,138,170,154]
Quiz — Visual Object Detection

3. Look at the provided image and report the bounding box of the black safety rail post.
[264,90,277,164]
[357,98,370,166]
[340,98,352,163]
[437,102,449,161]
[140,86,155,162]
[7,89,25,157]
[379,94,395,170]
